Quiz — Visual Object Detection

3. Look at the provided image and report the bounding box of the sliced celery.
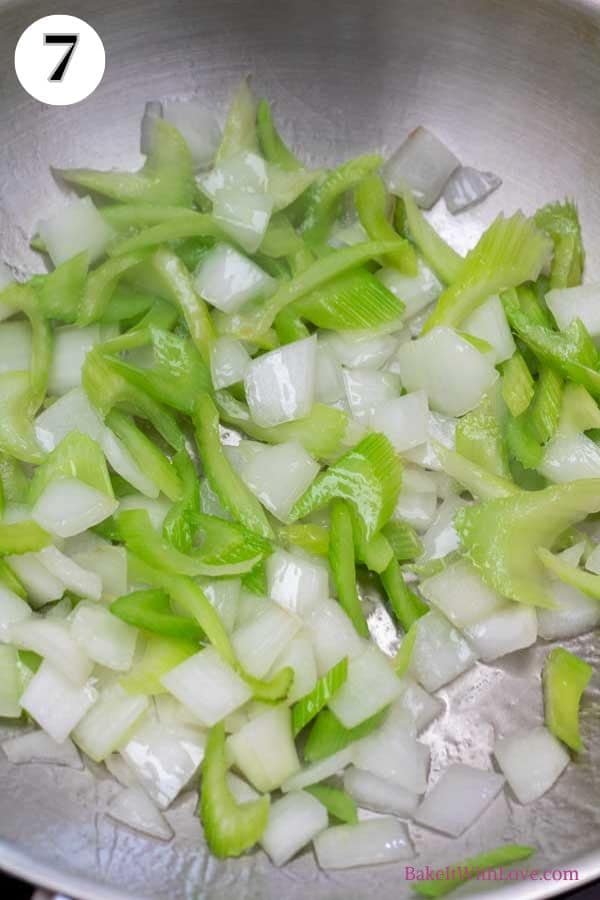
[505,413,543,470]
[529,366,563,445]
[355,173,417,274]
[111,589,204,641]
[501,352,535,418]
[0,520,51,555]
[109,213,224,257]
[456,394,510,478]
[150,248,214,364]
[29,432,113,503]
[394,623,418,676]
[537,546,600,600]
[433,443,518,500]
[292,657,348,735]
[535,200,583,289]
[329,500,368,637]
[162,450,201,554]
[106,410,182,501]
[30,252,88,322]
[278,523,330,557]
[288,267,405,330]
[543,646,592,751]
[403,191,462,284]
[120,633,199,695]
[382,520,423,563]
[78,251,150,324]
[256,98,301,171]
[216,78,259,163]
[380,560,428,632]
[412,845,536,898]
[305,783,358,824]
[303,708,388,763]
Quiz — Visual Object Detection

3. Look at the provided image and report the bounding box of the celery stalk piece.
[200,722,269,858]
[275,307,310,344]
[256,99,301,171]
[456,479,600,607]
[403,191,462,284]
[0,559,27,598]
[0,372,44,464]
[432,442,518,500]
[101,203,201,231]
[351,514,393,574]
[543,646,592,751]
[193,394,273,540]
[0,520,51,555]
[29,431,113,504]
[305,784,358,824]
[380,560,428,632]
[0,454,29,505]
[300,154,383,248]
[329,500,368,637]
[278,523,329,557]
[30,252,88,322]
[529,366,564,445]
[535,199,584,289]
[456,394,510,478]
[557,381,600,433]
[216,78,259,164]
[303,708,388,764]
[162,450,200,554]
[382,520,423,563]
[505,413,543,469]
[355,174,417,274]
[501,351,535,418]
[411,845,536,898]
[57,119,195,207]
[120,633,199,695]
[108,213,225,257]
[78,252,150,324]
[111,589,204,641]
[106,410,182,501]
[292,657,349,736]
[537,546,600,600]
[423,212,551,332]
[394,623,418,676]
[290,432,403,541]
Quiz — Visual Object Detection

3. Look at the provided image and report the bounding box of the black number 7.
[44,34,79,82]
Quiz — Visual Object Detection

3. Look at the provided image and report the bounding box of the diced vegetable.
[194,243,275,313]
[72,682,148,762]
[543,647,592,751]
[411,845,535,898]
[313,817,414,869]
[241,441,320,522]
[410,611,478,692]
[19,660,97,742]
[162,648,252,726]
[415,764,505,836]
[245,336,316,428]
[493,726,569,804]
[343,765,419,817]
[443,166,502,214]
[260,791,328,866]
[107,785,174,841]
[384,127,459,209]
[228,705,300,792]
[37,196,114,266]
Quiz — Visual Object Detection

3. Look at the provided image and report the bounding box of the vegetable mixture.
[0,78,597,892]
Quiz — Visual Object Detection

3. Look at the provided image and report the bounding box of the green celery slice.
[0,520,51,555]
[162,450,201,554]
[543,646,592,751]
[305,783,358,824]
[111,589,204,641]
[216,78,259,163]
[304,708,388,763]
[256,98,301,170]
[403,191,462,284]
[29,431,114,503]
[292,657,348,735]
[356,173,417,274]
[329,499,368,637]
[380,560,428,632]
[278,523,329,557]
[106,409,182,500]
[535,199,583,289]
[501,352,535,418]
[394,623,418,676]
[456,394,510,478]
[289,267,405,330]
[120,633,199,695]
[411,845,536,898]
[382,520,423,563]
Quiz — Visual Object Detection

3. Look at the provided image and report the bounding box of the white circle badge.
[14,15,105,106]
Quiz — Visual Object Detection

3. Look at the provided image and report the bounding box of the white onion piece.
[200,478,231,519]
[315,340,345,403]
[352,721,429,793]
[70,602,138,671]
[228,705,300,792]
[314,817,414,869]
[393,678,444,733]
[0,645,21,717]
[463,295,515,364]
[213,188,272,253]
[419,495,468,563]
[37,196,114,266]
[305,598,365,674]
[0,585,32,642]
[420,559,505,628]
[34,387,104,452]
[493,726,569,804]
[236,589,270,628]
[393,489,437,533]
[224,438,265,473]
[261,791,328,866]
[371,390,429,452]
[342,368,399,423]
[210,337,252,389]
[232,603,300,679]
[271,634,318,703]
[201,151,268,200]
[343,766,420,818]
[327,221,369,248]
[281,747,353,794]
[49,325,114,395]
[37,546,102,600]
[140,100,163,155]
[266,549,329,617]
[328,645,404,728]
[101,429,159,499]
[405,410,457,470]
[73,682,149,762]
[539,433,600,482]
[69,543,128,599]
[444,166,502,214]
[465,604,538,662]
[537,581,600,640]
[201,578,241,633]
[163,99,221,171]
[328,332,398,370]
[161,647,251,726]
[105,752,140,788]
[20,660,97,743]
[154,694,206,728]
[10,619,93,686]
[411,610,478,693]
[415,764,505,836]
[45,596,73,620]
[242,441,319,522]
[107,785,174,841]
[226,772,259,803]
[121,716,206,809]
[557,541,586,569]
[245,336,317,428]
[32,478,118,538]
[383,127,459,209]
[377,259,442,318]
[585,543,600,574]
[6,553,64,607]
[2,729,82,768]
[194,244,275,314]
[118,494,172,531]
[397,327,498,417]
[0,321,31,374]
[546,283,600,336]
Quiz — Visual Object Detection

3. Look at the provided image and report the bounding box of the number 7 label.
[44,34,79,83]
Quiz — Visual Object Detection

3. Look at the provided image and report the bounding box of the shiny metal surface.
[1,0,600,897]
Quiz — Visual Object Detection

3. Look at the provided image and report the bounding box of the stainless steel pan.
[1,0,600,897]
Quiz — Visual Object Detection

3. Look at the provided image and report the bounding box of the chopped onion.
[420,559,505,628]
[464,604,538,662]
[410,610,478,692]
[328,221,369,248]
[70,601,138,671]
[242,441,319,522]
[377,259,442,318]
[201,578,241,633]
[118,494,172,531]
[107,785,174,841]
[6,553,64,607]
[37,196,114,266]
[397,327,498,417]
[444,166,502,214]
[281,747,353,793]
[19,660,97,743]
[314,817,414,869]
[383,127,460,209]
[49,325,115,395]
[0,644,21,717]
[101,428,160,499]
[394,678,444,733]
[140,100,163,155]
[105,752,140,788]
[342,368,400,423]
[232,603,301,678]
[236,589,270,628]
[226,772,259,803]
[371,390,429,452]
[2,729,82,768]
[537,580,600,640]
[228,705,300,792]
[415,764,505,836]
[210,337,252,389]
[305,598,366,675]
[328,645,404,728]
[557,541,586,569]
[493,726,569,804]
[0,585,32,642]
[463,295,515,364]
[584,543,600,574]
[34,386,104,452]
[266,549,329,617]
[32,477,118,538]
[201,151,269,200]
[161,647,252,726]
[73,682,149,762]
[419,494,468,562]
[343,766,420,817]
[68,542,128,598]
[0,321,31,375]
[194,244,275,314]
[352,720,429,794]
[37,545,102,600]
[271,634,318,703]
[45,596,73,620]
[163,99,221,171]
[539,433,600,483]
[245,336,317,428]
[405,410,457,470]
[212,188,273,254]
[328,331,398,370]
[392,466,438,532]
[315,339,345,404]
[10,618,93,686]
[261,791,328,866]
[546,283,600,336]
[121,715,206,808]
